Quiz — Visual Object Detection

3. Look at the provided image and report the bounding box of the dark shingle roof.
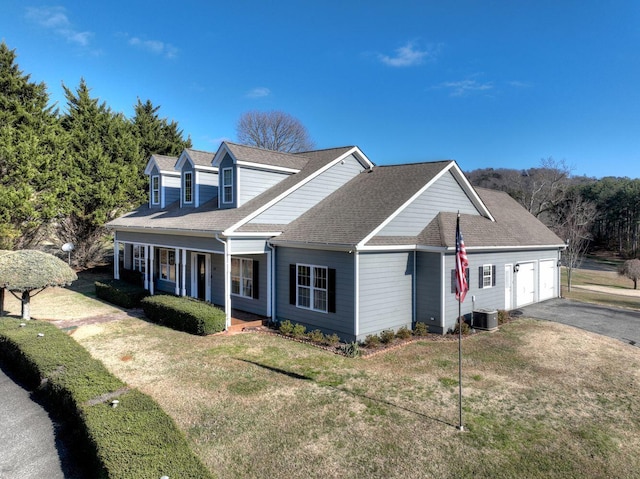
[150,154,178,172]
[108,147,355,233]
[270,161,452,246]
[186,149,216,167]
[415,188,564,248]
[224,142,311,170]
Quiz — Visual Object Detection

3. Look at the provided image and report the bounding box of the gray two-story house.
[107,141,565,340]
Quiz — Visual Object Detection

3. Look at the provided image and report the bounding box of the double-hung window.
[296,264,328,313]
[133,245,146,273]
[222,168,233,204]
[184,172,193,204]
[481,264,495,288]
[231,257,253,298]
[151,176,160,205]
[159,249,176,282]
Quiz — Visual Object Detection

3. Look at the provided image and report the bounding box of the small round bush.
[324,333,340,346]
[363,334,381,348]
[279,320,294,336]
[379,329,395,344]
[396,326,412,340]
[308,329,325,343]
[413,322,428,336]
[292,323,306,339]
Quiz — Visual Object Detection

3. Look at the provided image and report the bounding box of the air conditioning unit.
[473,309,498,331]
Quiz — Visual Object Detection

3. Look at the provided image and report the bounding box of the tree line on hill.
[0,42,191,266]
[466,159,640,262]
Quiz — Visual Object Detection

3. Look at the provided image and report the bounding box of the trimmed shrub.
[324,333,340,346]
[497,309,510,325]
[396,326,412,340]
[0,318,213,478]
[279,319,294,336]
[341,341,360,358]
[413,322,429,336]
[291,323,306,339]
[307,329,325,343]
[453,318,470,335]
[363,334,381,348]
[379,329,396,344]
[141,295,225,335]
[95,279,148,309]
[118,268,143,287]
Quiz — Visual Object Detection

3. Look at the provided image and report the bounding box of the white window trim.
[151,175,160,205]
[296,263,328,313]
[158,248,176,282]
[222,167,233,204]
[482,264,494,289]
[231,257,253,298]
[183,171,193,205]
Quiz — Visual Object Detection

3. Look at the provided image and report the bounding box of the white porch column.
[174,248,181,296]
[224,247,232,329]
[143,245,149,290]
[149,246,155,295]
[181,249,187,296]
[114,240,120,280]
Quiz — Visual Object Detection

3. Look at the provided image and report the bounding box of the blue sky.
[2,1,639,178]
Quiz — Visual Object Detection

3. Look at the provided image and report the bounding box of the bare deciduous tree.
[618,259,640,289]
[236,110,315,153]
[552,193,598,292]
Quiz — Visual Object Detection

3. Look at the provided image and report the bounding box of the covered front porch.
[112,232,272,330]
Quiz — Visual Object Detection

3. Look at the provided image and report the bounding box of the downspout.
[215,234,231,330]
[266,242,276,321]
[440,252,446,334]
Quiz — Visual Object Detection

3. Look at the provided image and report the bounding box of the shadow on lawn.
[238,358,457,429]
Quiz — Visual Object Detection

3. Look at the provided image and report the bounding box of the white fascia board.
[348,146,375,169]
[143,158,157,175]
[212,142,232,167]
[175,151,194,170]
[267,240,356,252]
[356,162,454,249]
[194,165,218,172]
[236,160,299,174]
[442,244,567,253]
[107,225,223,238]
[224,231,282,238]
[448,161,495,221]
[223,147,362,235]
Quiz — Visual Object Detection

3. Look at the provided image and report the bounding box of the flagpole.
[456,211,464,432]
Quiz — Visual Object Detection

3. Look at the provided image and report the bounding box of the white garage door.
[539,260,556,301]
[516,262,535,307]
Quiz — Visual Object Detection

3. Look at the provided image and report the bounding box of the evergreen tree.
[0,42,67,249]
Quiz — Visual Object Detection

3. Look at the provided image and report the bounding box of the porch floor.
[228,309,268,333]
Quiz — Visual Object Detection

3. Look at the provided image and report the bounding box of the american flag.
[455,214,469,303]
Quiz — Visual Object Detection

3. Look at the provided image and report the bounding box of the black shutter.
[328,268,336,313]
[253,260,260,299]
[492,265,496,287]
[479,266,484,289]
[289,264,296,305]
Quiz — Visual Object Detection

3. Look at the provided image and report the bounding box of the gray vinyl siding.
[276,247,355,341]
[218,153,237,209]
[148,165,160,209]
[228,238,269,254]
[379,171,480,236]
[238,167,289,206]
[114,231,224,253]
[416,252,442,331]
[250,154,366,225]
[357,252,414,340]
[197,171,218,206]
[441,248,561,333]
[163,175,180,207]
[211,254,225,306]
[229,254,268,316]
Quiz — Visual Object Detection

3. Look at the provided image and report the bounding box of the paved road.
[0,365,85,479]
[519,298,640,347]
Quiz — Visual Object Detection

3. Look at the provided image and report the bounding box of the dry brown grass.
[74,317,640,479]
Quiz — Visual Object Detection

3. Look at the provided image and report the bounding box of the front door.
[504,264,512,310]
[197,254,206,300]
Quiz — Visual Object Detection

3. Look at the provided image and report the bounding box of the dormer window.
[222,168,233,204]
[151,175,160,205]
[184,172,193,204]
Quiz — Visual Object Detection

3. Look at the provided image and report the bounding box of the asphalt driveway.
[519,298,640,348]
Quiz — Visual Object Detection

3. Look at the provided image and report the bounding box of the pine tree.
[0,42,67,249]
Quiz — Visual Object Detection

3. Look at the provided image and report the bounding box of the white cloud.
[378,41,433,67]
[128,36,178,59]
[25,6,93,47]
[439,79,494,97]
[246,87,271,98]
